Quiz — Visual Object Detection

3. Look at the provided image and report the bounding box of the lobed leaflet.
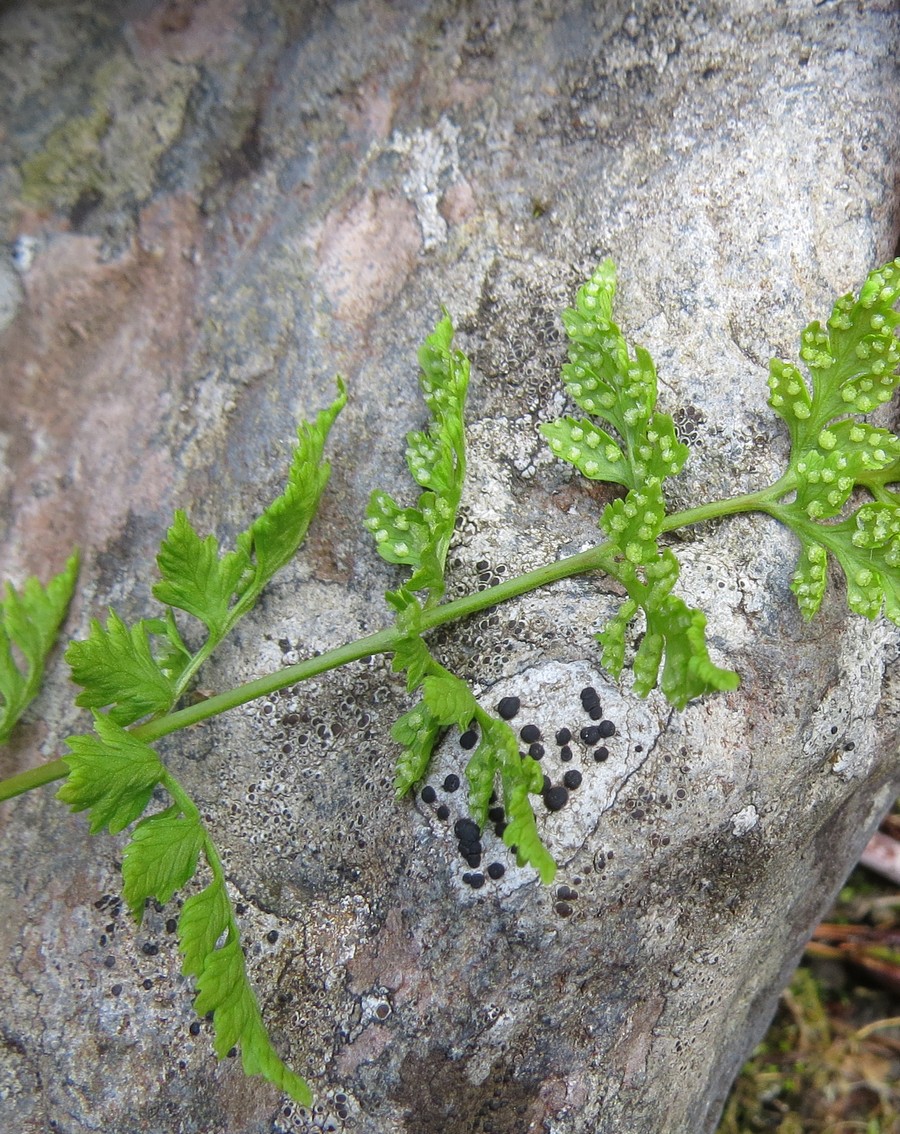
[1,257,900,1105]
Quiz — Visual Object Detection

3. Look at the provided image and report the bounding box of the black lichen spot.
[266,930,279,944]
[487,862,505,880]
[519,723,541,743]
[497,696,521,720]
[543,784,569,811]
[597,719,616,739]
[563,769,582,790]
[593,746,609,762]
[443,774,461,793]
[111,983,123,996]
[554,901,573,918]
[460,729,478,750]
[189,1021,201,1036]
[142,943,159,956]
[436,804,450,821]
[580,686,600,711]
[454,818,481,843]
[560,745,573,762]
[528,742,545,759]
[421,785,437,804]
[455,818,482,863]
[557,884,578,901]
[580,725,601,745]
[555,727,572,745]
[588,704,603,720]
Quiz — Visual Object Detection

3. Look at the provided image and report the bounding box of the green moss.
[19,53,194,214]
[718,965,900,1132]
[20,102,109,209]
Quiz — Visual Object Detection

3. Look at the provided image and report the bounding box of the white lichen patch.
[422,660,667,899]
[460,416,517,526]
[730,804,758,836]
[391,115,462,249]
[303,894,373,992]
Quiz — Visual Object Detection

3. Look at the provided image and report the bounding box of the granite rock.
[1,2,899,1132]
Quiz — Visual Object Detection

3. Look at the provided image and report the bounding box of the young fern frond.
[66,612,180,725]
[58,720,312,1104]
[58,712,165,833]
[0,552,79,742]
[369,316,556,880]
[542,261,739,708]
[366,314,468,608]
[67,382,347,725]
[542,260,688,490]
[763,259,900,622]
[54,383,347,1104]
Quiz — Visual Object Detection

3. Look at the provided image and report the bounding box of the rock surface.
[1,2,899,1132]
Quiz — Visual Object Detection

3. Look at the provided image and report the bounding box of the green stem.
[136,626,399,742]
[661,474,797,531]
[0,757,70,801]
[139,541,620,742]
[160,768,203,823]
[0,477,793,804]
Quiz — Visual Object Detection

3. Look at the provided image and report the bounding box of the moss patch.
[20,53,195,215]
[719,856,900,1133]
